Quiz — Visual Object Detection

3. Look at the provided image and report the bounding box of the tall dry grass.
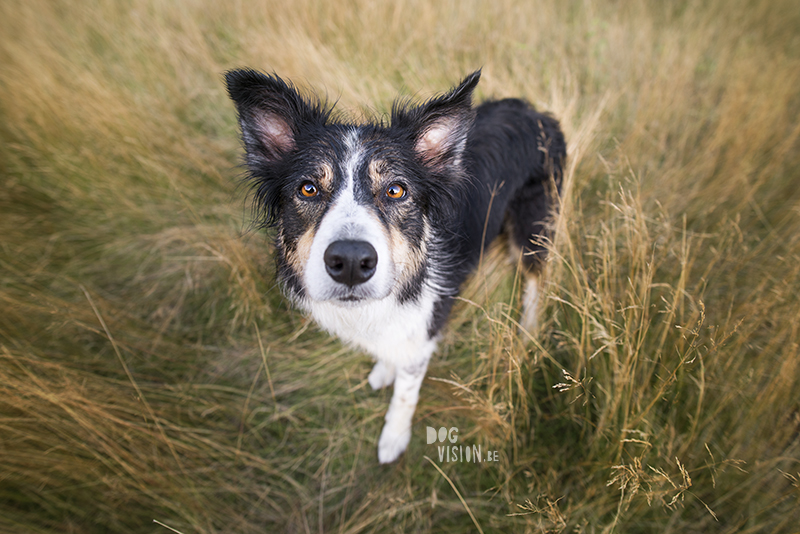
[2,0,799,532]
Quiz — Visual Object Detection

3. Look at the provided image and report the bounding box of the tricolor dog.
[225,70,565,463]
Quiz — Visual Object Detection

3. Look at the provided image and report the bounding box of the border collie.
[225,69,565,463]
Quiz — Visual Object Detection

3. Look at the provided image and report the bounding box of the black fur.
[424,97,566,335]
[461,97,565,271]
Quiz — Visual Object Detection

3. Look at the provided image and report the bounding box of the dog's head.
[226,70,480,306]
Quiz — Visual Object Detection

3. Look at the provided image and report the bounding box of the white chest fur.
[306,287,439,365]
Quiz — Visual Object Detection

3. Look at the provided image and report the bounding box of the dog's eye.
[385,183,406,200]
[299,181,318,198]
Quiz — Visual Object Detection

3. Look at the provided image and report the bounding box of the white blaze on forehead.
[330,128,369,232]
[342,128,364,194]
[327,128,366,220]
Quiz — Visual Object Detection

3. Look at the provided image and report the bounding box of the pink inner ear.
[415,118,458,160]
[255,112,295,155]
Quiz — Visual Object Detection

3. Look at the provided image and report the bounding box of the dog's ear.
[226,69,330,227]
[225,69,328,167]
[392,70,480,172]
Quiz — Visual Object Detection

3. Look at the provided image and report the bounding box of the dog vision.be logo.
[426,427,499,464]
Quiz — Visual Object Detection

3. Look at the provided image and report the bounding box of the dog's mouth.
[326,286,389,306]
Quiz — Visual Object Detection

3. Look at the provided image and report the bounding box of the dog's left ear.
[393,70,480,172]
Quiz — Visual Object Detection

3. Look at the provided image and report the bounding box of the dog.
[225,69,565,463]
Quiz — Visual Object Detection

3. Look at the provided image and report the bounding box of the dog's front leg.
[368,360,396,390]
[377,357,430,464]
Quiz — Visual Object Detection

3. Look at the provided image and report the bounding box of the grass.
[2,0,799,532]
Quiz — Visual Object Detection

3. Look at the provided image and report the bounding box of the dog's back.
[461,98,566,270]
[426,98,566,334]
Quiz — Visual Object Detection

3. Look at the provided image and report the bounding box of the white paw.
[368,361,395,390]
[377,422,411,464]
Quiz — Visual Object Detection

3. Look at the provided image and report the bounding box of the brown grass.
[2,0,799,532]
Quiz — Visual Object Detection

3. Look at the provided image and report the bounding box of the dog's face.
[226,70,479,307]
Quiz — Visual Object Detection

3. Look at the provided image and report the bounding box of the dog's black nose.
[324,240,378,287]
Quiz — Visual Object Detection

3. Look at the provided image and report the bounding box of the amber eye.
[299,181,318,198]
[386,183,406,200]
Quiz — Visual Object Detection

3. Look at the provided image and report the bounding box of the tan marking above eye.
[368,159,387,195]
[317,162,334,191]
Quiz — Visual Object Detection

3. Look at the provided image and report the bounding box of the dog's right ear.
[391,70,480,174]
[225,69,327,167]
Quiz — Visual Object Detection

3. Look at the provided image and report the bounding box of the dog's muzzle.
[323,240,378,287]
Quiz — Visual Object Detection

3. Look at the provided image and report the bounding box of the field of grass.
[2,0,800,532]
